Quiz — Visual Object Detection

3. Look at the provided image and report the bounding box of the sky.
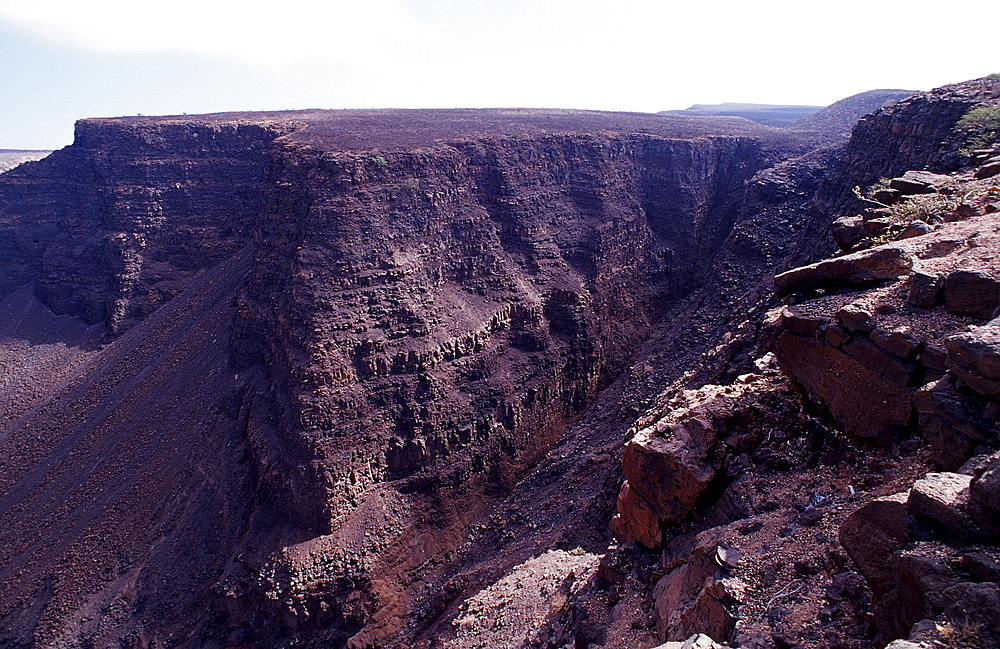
[0,0,997,150]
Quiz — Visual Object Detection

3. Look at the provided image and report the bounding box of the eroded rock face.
[0,110,814,648]
[769,208,1000,461]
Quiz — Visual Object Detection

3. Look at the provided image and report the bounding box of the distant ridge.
[0,149,51,174]
[658,103,822,127]
[790,88,916,136]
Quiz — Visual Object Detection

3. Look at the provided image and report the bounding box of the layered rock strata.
[0,109,818,647]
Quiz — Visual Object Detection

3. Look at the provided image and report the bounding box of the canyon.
[0,79,998,649]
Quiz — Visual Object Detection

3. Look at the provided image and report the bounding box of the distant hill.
[658,103,823,127]
[0,149,51,174]
[790,89,916,137]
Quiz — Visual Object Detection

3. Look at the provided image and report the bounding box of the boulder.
[942,269,1000,320]
[906,472,972,529]
[873,187,901,205]
[831,215,865,251]
[778,306,826,337]
[652,633,728,649]
[836,303,874,333]
[900,221,933,239]
[653,532,742,643]
[839,492,911,597]
[774,245,912,296]
[776,333,915,440]
[945,317,1000,398]
[889,170,952,195]
[940,582,1000,646]
[870,326,921,360]
[888,542,963,638]
[913,377,993,470]
[622,417,718,528]
[906,270,943,307]
[975,158,1000,179]
[864,218,895,236]
[969,452,1000,538]
[610,480,662,548]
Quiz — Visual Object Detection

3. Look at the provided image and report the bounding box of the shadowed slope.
[0,250,288,647]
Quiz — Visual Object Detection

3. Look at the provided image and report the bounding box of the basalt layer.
[8,76,997,648]
[0,108,829,648]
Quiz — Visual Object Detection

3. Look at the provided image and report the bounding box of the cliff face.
[241,134,771,529]
[0,110,817,647]
[5,75,989,646]
[0,120,290,331]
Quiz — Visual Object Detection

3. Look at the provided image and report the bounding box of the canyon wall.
[0,110,817,647]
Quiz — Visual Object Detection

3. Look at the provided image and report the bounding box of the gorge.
[1,80,999,649]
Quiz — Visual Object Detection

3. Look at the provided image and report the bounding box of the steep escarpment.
[822,78,1000,211]
[240,134,772,527]
[0,119,292,332]
[0,109,821,648]
[6,75,996,649]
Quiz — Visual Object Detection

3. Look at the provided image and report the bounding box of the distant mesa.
[0,149,51,174]
[659,103,824,127]
[661,89,917,134]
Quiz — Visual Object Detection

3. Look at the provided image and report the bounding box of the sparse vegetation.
[936,619,987,649]
[956,104,1000,154]
[890,192,962,222]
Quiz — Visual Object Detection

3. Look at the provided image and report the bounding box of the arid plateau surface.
[1,80,1000,649]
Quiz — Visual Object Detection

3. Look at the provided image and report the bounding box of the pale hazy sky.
[1,0,997,149]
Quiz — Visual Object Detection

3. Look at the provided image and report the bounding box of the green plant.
[370,154,388,167]
[956,104,1000,154]
[890,193,959,223]
[853,177,893,206]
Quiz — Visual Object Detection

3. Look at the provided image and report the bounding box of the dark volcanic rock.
[0,108,823,648]
[5,77,1000,649]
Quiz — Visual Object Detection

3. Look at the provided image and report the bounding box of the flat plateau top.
[84,108,821,151]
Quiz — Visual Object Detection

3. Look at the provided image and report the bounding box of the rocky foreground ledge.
[613,80,1000,649]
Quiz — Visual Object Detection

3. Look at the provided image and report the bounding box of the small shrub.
[891,193,960,223]
[956,104,1000,153]
[936,619,987,649]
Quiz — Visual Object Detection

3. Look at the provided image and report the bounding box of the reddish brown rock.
[943,269,1000,319]
[889,170,952,195]
[913,377,994,470]
[906,270,943,307]
[773,245,913,296]
[969,452,1000,538]
[775,332,916,439]
[831,215,865,251]
[610,480,662,548]
[907,472,972,529]
[839,492,911,596]
[946,317,1000,398]
[653,532,743,643]
[622,417,719,529]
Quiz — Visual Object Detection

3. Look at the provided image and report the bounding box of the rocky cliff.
[0,78,996,649]
[612,77,1000,649]
[0,108,826,648]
